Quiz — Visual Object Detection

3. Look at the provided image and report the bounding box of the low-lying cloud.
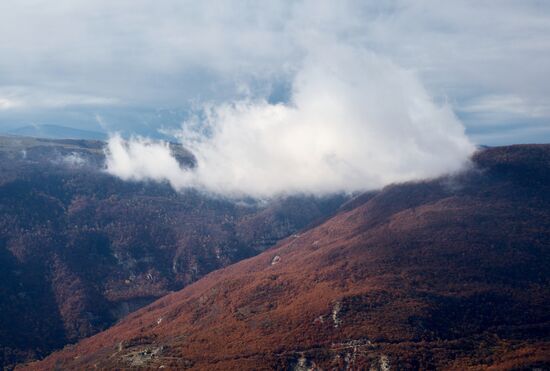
[105,43,475,198]
[105,135,191,187]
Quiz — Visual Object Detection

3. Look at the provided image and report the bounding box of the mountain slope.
[7,125,107,140]
[0,136,347,369]
[25,145,550,370]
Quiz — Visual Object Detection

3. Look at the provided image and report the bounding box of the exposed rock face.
[23,145,550,370]
[0,136,347,369]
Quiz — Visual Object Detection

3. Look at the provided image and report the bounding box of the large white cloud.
[105,42,474,198]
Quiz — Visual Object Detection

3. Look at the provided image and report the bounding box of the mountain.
[7,124,107,140]
[0,136,347,369]
[22,144,550,370]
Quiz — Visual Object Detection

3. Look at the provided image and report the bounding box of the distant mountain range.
[6,124,107,140]
[21,144,550,370]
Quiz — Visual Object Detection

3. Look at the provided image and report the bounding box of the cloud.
[61,152,87,167]
[0,86,117,110]
[461,94,550,119]
[105,134,191,187]
[105,42,474,198]
[0,97,21,110]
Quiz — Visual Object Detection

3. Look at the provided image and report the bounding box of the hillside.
[23,144,550,370]
[0,136,347,369]
[6,125,107,140]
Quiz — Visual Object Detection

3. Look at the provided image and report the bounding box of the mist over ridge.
[106,42,474,198]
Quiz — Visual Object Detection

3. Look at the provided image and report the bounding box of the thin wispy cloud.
[0,87,118,110]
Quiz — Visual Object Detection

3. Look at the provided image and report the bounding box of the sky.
[0,1,549,197]
[0,0,549,143]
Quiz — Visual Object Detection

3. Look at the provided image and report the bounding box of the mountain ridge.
[22,144,550,370]
[6,124,107,140]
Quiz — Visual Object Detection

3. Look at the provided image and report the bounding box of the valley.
[0,136,347,369]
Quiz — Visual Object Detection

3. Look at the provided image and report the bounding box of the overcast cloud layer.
[1,0,550,143]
